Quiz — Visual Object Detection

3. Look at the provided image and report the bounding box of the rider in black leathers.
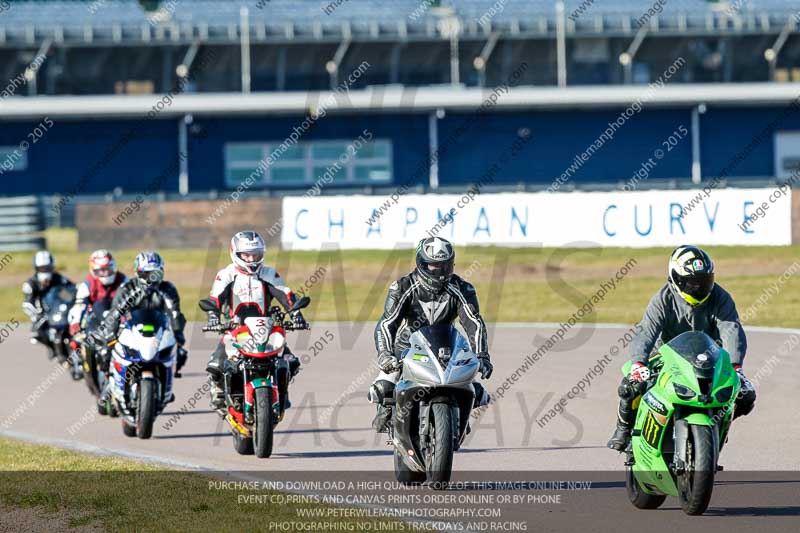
[22,251,74,360]
[100,251,187,382]
[368,237,493,432]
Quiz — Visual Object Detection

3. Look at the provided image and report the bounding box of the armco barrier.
[0,196,46,251]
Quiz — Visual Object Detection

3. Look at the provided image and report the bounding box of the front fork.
[671,418,720,475]
[243,370,279,425]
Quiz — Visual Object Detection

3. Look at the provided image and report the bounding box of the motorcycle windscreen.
[42,285,76,325]
[42,285,76,311]
[129,309,167,334]
[85,301,112,330]
[664,331,720,379]
[415,324,459,360]
[127,309,172,360]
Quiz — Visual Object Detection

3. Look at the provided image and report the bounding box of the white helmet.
[230,231,265,275]
[89,249,118,286]
[34,251,55,285]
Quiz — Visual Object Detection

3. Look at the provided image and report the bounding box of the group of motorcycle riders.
[22,231,756,450]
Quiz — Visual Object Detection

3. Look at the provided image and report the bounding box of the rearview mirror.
[198,298,217,312]
[290,296,310,313]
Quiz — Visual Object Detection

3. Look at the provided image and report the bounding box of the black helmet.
[668,245,715,306]
[415,237,455,293]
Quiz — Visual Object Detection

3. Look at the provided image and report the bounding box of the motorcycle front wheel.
[84,350,101,398]
[253,387,274,458]
[678,425,716,515]
[136,379,156,439]
[425,403,454,487]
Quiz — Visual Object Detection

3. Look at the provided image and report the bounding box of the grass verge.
[0,437,404,532]
[0,230,798,327]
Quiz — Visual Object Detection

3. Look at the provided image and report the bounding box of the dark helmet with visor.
[415,237,455,293]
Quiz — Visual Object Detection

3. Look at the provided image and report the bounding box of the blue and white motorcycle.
[109,309,176,439]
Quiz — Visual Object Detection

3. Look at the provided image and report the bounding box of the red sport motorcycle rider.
[68,249,127,409]
[204,231,306,410]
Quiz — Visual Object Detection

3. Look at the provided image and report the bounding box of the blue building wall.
[0,119,178,196]
[0,106,790,196]
[700,106,800,179]
[437,109,694,185]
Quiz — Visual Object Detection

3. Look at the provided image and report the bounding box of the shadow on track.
[161,410,216,416]
[702,506,800,517]
[460,445,607,453]
[153,432,229,440]
[277,450,393,459]
[275,427,370,435]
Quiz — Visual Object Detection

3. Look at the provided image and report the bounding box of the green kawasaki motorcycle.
[622,331,740,515]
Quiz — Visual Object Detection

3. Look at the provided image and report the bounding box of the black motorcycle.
[27,285,77,370]
[76,302,115,413]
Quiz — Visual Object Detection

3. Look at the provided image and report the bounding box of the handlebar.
[201,323,230,333]
[202,322,311,333]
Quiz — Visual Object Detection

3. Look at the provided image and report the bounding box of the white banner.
[281,188,792,249]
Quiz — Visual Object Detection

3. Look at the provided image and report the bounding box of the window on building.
[224,138,392,188]
[0,146,28,172]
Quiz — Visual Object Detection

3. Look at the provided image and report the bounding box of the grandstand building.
[1,0,800,202]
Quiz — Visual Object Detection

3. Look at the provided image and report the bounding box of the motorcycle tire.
[394,450,426,485]
[122,419,137,438]
[626,466,666,509]
[136,379,156,439]
[425,403,454,487]
[678,425,716,515]
[253,387,274,458]
[232,429,254,455]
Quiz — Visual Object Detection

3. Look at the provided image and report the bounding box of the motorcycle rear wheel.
[626,466,666,509]
[253,387,274,458]
[121,419,137,438]
[232,428,254,455]
[678,425,716,515]
[394,450,426,485]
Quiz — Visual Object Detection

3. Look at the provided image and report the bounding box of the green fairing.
[624,332,740,500]
[251,377,271,388]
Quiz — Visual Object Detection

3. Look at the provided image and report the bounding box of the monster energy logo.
[642,412,664,448]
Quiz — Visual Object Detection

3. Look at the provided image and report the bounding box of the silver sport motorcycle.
[384,324,480,485]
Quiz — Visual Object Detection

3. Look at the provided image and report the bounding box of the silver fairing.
[400,328,478,387]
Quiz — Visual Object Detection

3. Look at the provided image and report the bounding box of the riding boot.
[607,397,637,451]
[372,404,393,433]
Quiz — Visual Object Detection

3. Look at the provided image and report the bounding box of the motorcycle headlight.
[673,383,696,400]
[715,385,734,403]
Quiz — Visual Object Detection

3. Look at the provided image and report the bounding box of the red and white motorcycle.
[200,297,310,458]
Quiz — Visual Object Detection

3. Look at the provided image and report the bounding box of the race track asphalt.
[1,322,798,531]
